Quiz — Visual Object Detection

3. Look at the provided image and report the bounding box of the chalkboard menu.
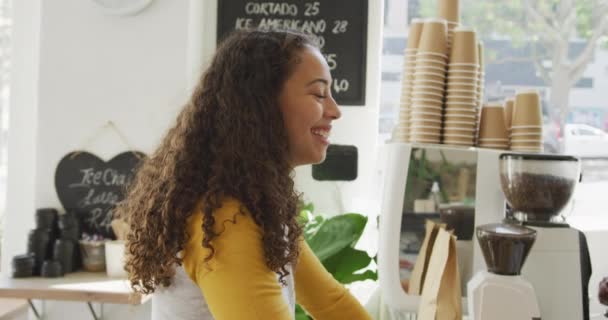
[55,151,146,239]
[217,0,368,106]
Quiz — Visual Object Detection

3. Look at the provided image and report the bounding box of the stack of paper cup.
[478,103,509,149]
[503,98,514,130]
[394,19,425,142]
[443,27,478,147]
[438,0,460,49]
[410,18,448,144]
[510,90,543,152]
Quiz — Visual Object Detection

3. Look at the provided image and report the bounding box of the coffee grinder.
[499,153,592,320]
[467,222,540,320]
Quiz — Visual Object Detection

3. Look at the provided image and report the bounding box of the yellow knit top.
[182,198,372,319]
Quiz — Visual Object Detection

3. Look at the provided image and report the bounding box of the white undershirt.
[151,265,295,320]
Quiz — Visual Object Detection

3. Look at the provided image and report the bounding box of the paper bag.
[408,220,443,295]
[417,228,462,320]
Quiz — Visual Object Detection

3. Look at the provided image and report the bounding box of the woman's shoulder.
[186,197,257,237]
[182,197,260,278]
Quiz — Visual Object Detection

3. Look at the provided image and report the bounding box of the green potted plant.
[295,203,378,320]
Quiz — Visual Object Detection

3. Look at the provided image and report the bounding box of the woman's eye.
[314,94,327,99]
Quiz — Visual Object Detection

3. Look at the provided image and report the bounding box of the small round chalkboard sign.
[54,151,146,239]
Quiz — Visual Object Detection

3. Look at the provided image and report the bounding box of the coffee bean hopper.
[497,153,592,320]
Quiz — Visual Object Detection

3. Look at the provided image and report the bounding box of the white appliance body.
[467,271,541,320]
[521,226,586,320]
[378,143,506,313]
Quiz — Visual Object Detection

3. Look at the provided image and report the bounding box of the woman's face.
[278,46,342,167]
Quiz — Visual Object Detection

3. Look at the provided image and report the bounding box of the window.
[379,0,608,316]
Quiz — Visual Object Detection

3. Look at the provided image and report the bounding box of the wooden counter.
[0,272,150,305]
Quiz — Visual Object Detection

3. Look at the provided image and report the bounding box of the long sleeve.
[295,240,372,320]
[182,199,293,319]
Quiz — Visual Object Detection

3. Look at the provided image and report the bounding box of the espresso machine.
[499,153,592,320]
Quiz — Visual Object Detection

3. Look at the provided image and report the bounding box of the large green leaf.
[305,214,367,262]
[338,270,378,284]
[323,246,375,284]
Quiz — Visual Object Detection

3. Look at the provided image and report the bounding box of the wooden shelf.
[0,272,150,305]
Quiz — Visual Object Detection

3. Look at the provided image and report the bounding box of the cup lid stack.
[478,103,509,149]
[394,19,425,143]
[443,27,478,147]
[510,90,544,152]
[409,18,448,144]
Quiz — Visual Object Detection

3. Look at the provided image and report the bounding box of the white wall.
[2,0,41,273]
[3,0,191,318]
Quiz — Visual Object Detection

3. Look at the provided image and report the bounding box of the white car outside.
[563,124,608,158]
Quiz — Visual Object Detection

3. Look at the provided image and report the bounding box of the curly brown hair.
[116,29,317,294]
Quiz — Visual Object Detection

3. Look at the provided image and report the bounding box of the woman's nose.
[325,96,341,120]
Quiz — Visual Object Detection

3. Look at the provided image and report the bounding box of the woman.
[116,29,372,319]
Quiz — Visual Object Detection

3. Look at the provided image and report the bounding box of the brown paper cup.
[411,97,444,106]
[447,75,478,83]
[510,125,543,135]
[444,114,477,122]
[448,70,479,78]
[504,98,514,129]
[411,104,444,112]
[479,137,509,143]
[412,91,444,101]
[412,133,442,141]
[448,64,479,71]
[416,79,447,88]
[510,132,542,140]
[478,104,508,140]
[415,72,446,83]
[444,120,477,129]
[415,57,448,67]
[444,107,477,116]
[412,85,445,95]
[512,90,542,127]
[445,88,477,97]
[417,52,449,61]
[418,19,448,55]
[445,101,477,109]
[477,40,484,68]
[411,111,443,121]
[450,27,479,65]
[411,118,443,127]
[414,65,448,75]
[408,19,425,49]
[443,133,475,144]
[511,140,543,148]
[446,96,477,105]
[443,127,476,136]
[411,126,442,134]
[438,0,460,23]
[446,81,476,91]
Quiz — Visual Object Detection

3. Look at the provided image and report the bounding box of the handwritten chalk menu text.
[217,0,368,106]
[54,151,146,239]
